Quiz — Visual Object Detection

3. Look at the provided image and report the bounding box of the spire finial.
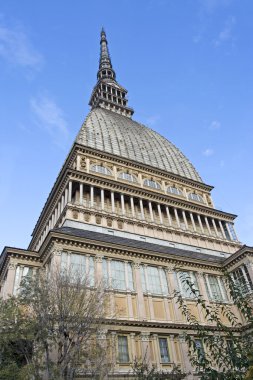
[89,29,134,118]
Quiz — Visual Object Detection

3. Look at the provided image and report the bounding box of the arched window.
[167,186,183,196]
[90,165,112,176]
[118,172,138,183]
[188,193,204,203]
[143,179,161,190]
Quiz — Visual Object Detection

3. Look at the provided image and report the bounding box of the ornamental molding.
[75,144,212,192]
[66,204,239,249]
[68,170,236,222]
[47,234,225,272]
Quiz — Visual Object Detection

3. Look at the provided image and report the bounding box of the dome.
[76,108,202,183]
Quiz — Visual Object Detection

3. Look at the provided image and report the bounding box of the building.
[1,29,253,378]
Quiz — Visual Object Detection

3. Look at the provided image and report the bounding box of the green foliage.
[174,270,253,380]
[130,354,186,379]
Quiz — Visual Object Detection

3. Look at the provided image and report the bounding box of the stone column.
[182,210,188,229]
[166,206,172,226]
[152,334,162,369]
[90,185,94,208]
[166,267,181,322]
[197,214,205,233]
[178,335,193,377]
[190,212,196,232]
[111,191,115,213]
[174,208,181,228]
[125,262,134,320]
[226,223,234,241]
[79,183,83,205]
[204,216,212,235]
[149,201,154,222]
[157,204,163,224]
[101,188,105,210]
[68,181,72,203]
[140,332,151,361]
[211,218,219,237]
[169,335,177,364]
[94,254,103,284]
[110,331,118,370]
[130,333,136,361]
[196,272,209,301]
[121,193,125,215]
[64,187,68,206]
[218,220,227,239]
[130,196,135,217]
[4,262,16,298]
[133,262,146,320]
[139,199,144,220]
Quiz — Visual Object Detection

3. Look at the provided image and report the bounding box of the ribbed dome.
[76,108,202,182]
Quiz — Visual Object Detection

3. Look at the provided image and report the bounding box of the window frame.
[167,186,183,196]
[102,259,134,292]
[177,271,199,299]
[159,337,170,363]
[117,335,130,363]
[143,178,161,190]
[140,265,169,296]
[90,164,112,176]
[118,172,138,183]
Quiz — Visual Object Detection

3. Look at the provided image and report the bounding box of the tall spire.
[89,29,134,118]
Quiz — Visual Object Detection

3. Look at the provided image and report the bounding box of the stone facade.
[1,29,253,379]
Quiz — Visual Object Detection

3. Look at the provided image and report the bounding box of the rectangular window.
[13,266,33,295]
[118,336,129,363]
[159,338,170,363]
[195,339,205,360]
[140,265,169,295]
[111,260,126,290]
[61,253,94,285]
[178,271,199,298]
[102,259,134,291]
[232,265,253,294]
[205,275,227,301]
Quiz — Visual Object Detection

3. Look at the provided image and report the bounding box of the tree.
[130,350,187,379]
[0,267,111,380]
[174,270,253,380]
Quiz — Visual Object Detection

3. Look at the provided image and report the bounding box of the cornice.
[75,143,214,191]
[67,204,240,249]
[69,169,237,221]
[39,230,226,271]
[0,247,40,280]
[222,245,253,269]
[102,318,241,333]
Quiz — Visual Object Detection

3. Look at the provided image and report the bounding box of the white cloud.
[0,21,43,69]
[209,120,221,130]
[30,95,69,147]
[203,148,214,157]
[213,16,236,47]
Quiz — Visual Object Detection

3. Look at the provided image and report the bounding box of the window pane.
[178,271,198,298]
[102,259,109,288]
[147,266,161,294]
[127,263,134,291]
[111,260,126,290]
[118,336,129,363]
[208,275,223,300]
[89,256,95,286]
[140,266,147,292]
[160,269,169,295]
[159,338,170,363]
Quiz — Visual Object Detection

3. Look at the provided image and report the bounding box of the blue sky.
[0,0,253,250]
